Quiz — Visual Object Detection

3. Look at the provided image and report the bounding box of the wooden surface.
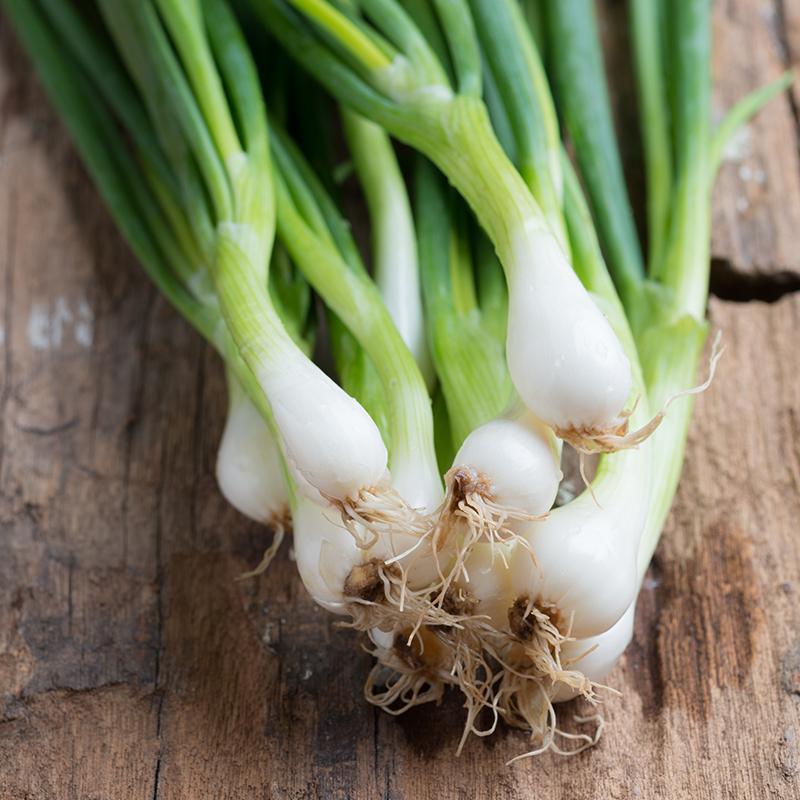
[1,2,800,798]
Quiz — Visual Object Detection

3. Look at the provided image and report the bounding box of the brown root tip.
[447,467,494,512]
[394,626,446,672]
[438,585,479,618]
[508,595,563,640]
[554,417,630,454]
[393,633,425,671]
[344,558,399,602]
[508,596,536,640]
[555,337,724,458]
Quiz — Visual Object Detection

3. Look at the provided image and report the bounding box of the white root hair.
[352,579,612,760]
[558,330,724,455]
[311,441,632,759]
[237,513,289,580]
[337,485,432,550]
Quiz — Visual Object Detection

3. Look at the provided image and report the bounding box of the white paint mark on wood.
[27,302,51,350]
[27,296,94,351]
[51,296,72,348]
[74,298,94,347]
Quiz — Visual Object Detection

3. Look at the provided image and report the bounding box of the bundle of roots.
[335,477,613,761]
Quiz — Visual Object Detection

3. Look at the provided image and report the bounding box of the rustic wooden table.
[2,2,800,798]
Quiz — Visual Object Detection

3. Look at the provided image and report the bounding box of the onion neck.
[404,95,544,288]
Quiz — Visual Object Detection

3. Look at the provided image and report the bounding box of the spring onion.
[252,0,637,447]
[7,0,793,761]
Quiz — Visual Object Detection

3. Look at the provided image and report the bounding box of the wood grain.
[711,0,800,284]
[1,2,800,799]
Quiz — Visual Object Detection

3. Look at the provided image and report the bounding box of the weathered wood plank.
[711,0,800,280]
[1,2,800,799]
[0,686,160,799]
[0,11,167,794]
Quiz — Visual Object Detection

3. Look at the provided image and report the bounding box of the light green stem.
[341,109,434,385]
[404,96,546,280]
[286,0,393,70]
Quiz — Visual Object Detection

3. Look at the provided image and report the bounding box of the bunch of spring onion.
[6,0,793,759]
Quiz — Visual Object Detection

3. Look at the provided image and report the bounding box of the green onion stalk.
[251,0,642,452]
[87,0,386,518]
[544,0,646,316]
[269,122,442,516]
[530,0,793,595]
[632,2,793,579]
[341,110,435,388]
[461,8,658,741]
[266,116,457,620]
[414,157,512,450]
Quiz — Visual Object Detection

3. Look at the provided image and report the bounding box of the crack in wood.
[151,755,162,800]
[14,417,79,437]
[710,256,800,303]
[150,396,167,800]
